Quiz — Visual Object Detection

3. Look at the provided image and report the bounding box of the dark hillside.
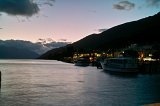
[39,12,160,60]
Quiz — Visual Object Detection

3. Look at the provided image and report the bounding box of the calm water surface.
[0,59,160,106]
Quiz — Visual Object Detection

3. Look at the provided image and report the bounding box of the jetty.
[139,61,160,74]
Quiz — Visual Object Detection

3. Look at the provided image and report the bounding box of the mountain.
[38,12,160,60]
[0,46,39,59]
[72,12,160,50]
[0,39,70,59]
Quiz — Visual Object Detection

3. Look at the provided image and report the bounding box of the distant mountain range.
[0,40,69,59]
[0,45,39,59]
[38,12,160,60]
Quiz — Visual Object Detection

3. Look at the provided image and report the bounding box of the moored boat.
[100,57,139,72]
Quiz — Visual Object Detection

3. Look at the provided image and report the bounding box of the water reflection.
[0,59,160,106]
[101,70,138,78]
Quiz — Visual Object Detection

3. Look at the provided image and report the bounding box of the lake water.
[0,59,160,106]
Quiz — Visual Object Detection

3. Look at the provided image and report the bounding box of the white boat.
[74,58,90,66]
[100,57,139,72]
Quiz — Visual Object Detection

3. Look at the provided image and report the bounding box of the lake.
[0,59,160,106]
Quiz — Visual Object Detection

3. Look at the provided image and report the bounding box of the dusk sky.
[0,0,160,43]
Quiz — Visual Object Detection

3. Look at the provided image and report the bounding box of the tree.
[123,49,139,58]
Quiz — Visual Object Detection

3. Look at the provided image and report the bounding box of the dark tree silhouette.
[123,50,139,58]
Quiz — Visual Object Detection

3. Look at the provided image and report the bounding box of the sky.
[0,0,160,43]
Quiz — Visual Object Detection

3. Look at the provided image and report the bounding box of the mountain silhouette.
[38,12,160,60]
[0,46,39,59]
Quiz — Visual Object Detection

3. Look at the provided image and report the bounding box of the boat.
[100,57,139,72]
[74,58,90,66]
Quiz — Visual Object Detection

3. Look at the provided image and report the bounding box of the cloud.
[98,28,108,32]
[41,0,55,6]
[0,0,39,16]
[59,39,67,42]
[0,0,55,16]
[113,1,135,10]
[37,38,55,44]
[36,0,55,7]
[146,0,160,7]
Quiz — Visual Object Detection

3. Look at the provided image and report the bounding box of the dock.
[139,61,160,74]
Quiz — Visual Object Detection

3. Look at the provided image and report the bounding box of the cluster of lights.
[139,53,156,61]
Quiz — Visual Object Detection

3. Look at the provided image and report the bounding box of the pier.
[139,61,160,74]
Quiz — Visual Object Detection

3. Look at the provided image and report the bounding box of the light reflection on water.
[0,59,160,106]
